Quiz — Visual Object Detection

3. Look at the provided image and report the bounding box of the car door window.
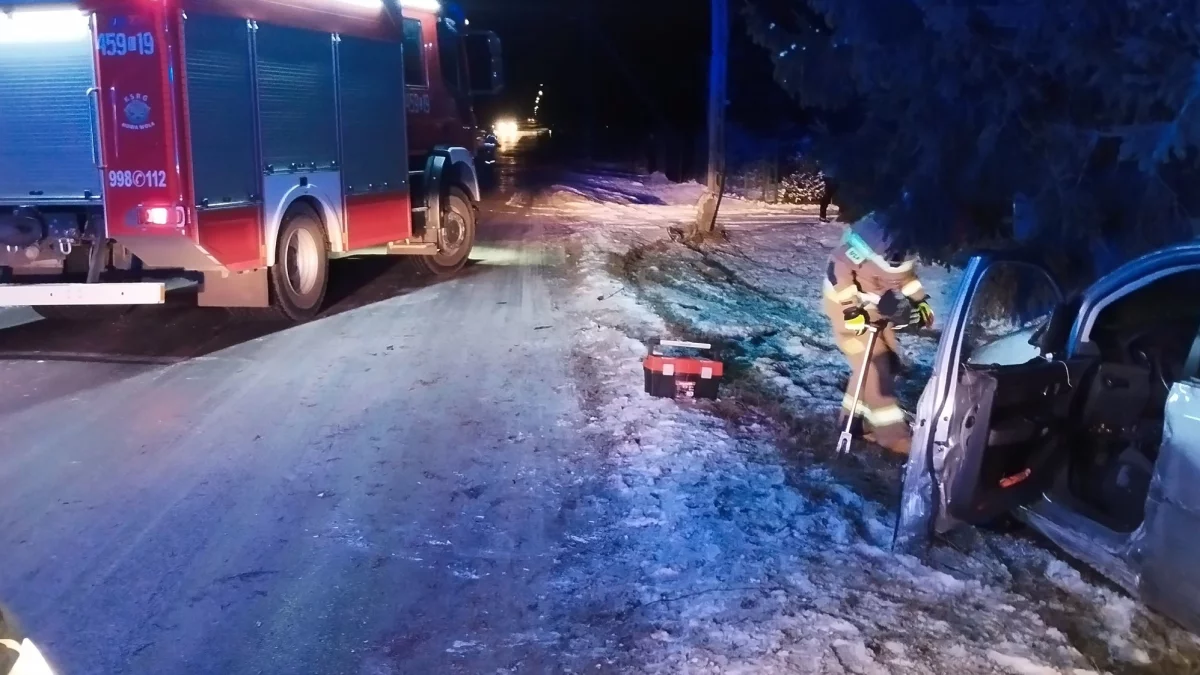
[962,261,1060,367]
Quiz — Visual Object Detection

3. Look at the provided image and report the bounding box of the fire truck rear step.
[386,242,438,255]
[0,278,197,307]
[328,242,438,257]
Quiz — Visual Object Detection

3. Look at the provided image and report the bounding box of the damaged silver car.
[896,242,1200,633]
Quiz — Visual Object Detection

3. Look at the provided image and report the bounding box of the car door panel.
[897,254,1065,548]
[941,360,1082,527]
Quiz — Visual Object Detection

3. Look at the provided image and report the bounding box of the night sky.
[456,0,801,177]
[457,0,712,135]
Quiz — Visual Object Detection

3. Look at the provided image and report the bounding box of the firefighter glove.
[876,289,914,328]
[913,299,935,329]
[843,306,868,334]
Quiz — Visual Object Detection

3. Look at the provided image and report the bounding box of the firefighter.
[822,213,935,455]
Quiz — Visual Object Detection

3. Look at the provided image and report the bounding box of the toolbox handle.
[659,339,713,350]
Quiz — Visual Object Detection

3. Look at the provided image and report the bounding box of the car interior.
[1058,269,1200,532]
[943,268,1200,534]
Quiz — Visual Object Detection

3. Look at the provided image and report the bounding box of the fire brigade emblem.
[122,94,154,131]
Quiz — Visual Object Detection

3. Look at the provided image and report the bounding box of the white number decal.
[97,31,155,57]
[406,92,431,115]
[108,170,167,189]
[108,170,132,188]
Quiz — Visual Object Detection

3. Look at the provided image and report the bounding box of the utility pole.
[694,0,729,236]
[706,0,729,191]
[582,0,596,163]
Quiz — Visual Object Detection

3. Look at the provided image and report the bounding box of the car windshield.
[960,261,1061,366]
[966,320,1047,366]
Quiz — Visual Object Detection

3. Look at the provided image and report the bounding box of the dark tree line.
[745,0,1200,275]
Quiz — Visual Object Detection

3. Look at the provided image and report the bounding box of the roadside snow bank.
[556,172,1200,673]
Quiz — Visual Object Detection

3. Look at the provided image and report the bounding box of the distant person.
[819,165,838,223]
[822,213,935,455]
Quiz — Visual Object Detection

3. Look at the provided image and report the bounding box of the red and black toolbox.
[643,340,724,400]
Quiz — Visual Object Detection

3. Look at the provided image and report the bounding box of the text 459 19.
[97,32,155,57]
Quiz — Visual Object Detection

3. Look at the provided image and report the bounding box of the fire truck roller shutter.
[0,9,103,203]
[256,22,344,261]
[184,14,257,210]
[184,13,263,269]
[255,23,338,173]
[338,31,411,248]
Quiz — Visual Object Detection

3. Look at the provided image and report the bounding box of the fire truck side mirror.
[464,31,504,96]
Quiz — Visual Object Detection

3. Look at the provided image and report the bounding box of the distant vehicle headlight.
[494,119,519,139]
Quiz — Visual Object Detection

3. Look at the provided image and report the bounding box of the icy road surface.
[0,217,616,673]
[2,149,1199,673]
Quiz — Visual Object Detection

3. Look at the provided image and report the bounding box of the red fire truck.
[0,0,502,320]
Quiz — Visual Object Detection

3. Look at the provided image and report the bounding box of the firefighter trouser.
[826,309,910,447]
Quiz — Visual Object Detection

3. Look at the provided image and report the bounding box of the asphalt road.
[0,139,610,673]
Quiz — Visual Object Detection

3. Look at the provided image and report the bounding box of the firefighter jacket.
[823,214,928,330]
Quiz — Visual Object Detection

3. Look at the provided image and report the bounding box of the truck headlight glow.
[0,9,91,44]
[494,119,519,141]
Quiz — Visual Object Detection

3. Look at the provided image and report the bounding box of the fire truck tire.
[34,305,132,322]
[268,207,329,321]
[414,187,475,276]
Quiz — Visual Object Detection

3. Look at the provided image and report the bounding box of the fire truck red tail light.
[139,206,186,227]
[145,208,169,225]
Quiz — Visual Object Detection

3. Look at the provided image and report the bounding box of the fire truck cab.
[0,0,503,320]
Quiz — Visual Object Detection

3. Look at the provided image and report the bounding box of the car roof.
[1070,240,1200,352]
[1087,240,1200,297]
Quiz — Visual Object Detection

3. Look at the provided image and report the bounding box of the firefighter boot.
[880,435,911,456]
[869,413,912,456]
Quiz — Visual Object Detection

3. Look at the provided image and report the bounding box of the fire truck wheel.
[416,187,475,276]
[34,305,132,321]
[269,208,329,321]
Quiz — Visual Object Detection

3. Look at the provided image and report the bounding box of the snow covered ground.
[547,171,1200,673]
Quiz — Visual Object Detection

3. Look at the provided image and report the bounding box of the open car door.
[897,255,1085,547]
